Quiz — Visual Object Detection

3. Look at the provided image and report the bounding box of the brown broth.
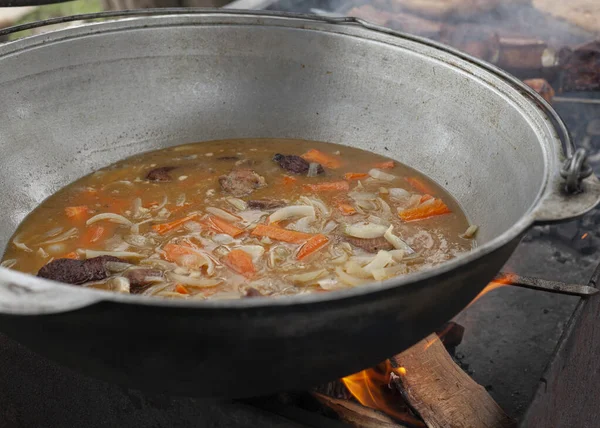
[2,139,474,299]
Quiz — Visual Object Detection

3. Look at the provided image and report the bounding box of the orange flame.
[466,272,515,308]
[342,361,425,426]
[582,233,589,240]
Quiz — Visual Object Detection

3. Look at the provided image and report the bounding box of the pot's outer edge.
[0,10,595,314]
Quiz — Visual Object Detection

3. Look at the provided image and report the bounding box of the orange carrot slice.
[344,172,369,181]
[162,243,198,262]
[375,160,395,169]
[65,205,89,220]
[251,224,313,244]
[398,199,451,222]
[175,284,190,295]
[209,216,244,237]
[225,249,256,277]
[152,214,198,235]
[420,194,434,204]
[303,181,350,193]
[337,202,357,216]
[302,149,342,169]
[297,234,329,260]
[405,177,431,194]
[282,175,298,185]
[63,251,80,260]
[84,225,105,244]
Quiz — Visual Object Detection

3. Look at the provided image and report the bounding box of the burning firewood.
[313,393,413,428]
[391,334,516,428]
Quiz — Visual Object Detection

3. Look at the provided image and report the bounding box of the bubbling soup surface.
[2,139,475,299]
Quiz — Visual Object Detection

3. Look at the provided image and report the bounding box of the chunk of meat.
[124,269,163,292]
[243,287,263,298]
[37,255,125,285]
[344,236,394,253]
[146,166,176,182]
[247,199,286,210]
[219,168,266,197]
[273,154,324,175]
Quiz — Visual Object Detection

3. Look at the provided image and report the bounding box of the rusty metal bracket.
[494,272,598,297]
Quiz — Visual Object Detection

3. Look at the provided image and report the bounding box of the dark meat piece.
[248,199,286,210]
[146,166,176,182]
[124,269,163,292]
[216,156,240,161]
[243,287,263,298]
[562,41,600,92]
[219,168,266,197]
[37,256,125,285]
[344,236,394,253]
[273,153,324,175]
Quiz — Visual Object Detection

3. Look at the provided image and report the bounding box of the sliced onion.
[367,215,391,227]
[13,240,32,252]
[307,162,320,177]
[212,234,235,245]
[1,259,16,268]
[344,222,388,239]
[152,195,168,211]
[209,291,241,300]
[460,225,479,239]
[289,216,315,233]
[299,196,330,217]
[268,246,291,268]
[269,205,315,223]
[140,258,178,270]
[372,263,408,281]
[323,220,338,234]
[106,277,130,294]
[389,188,411,200]
[389,250,406,262]
[377,198,392,216]
[46,243,67,255]
[287,269,328,285]
[42,227,64,238]
[363,250,394,273]
[87,213,133,227]
[336,266,368,286]
[379,187,389,194]
[123,234,155,248]
[167,272,222,288]
[348,191,378,201]
[235,245,265,262]
[384,225,415,254]
[226,197,248,211]
[317,278,344,290]
[37,247,49,259]
[37,227,78,245]
[344,261,372,279]
[369,168,396,181]
[105,261,132,272]
[175,193,187,207]
[84,249,145,259]
[206,206,241,222]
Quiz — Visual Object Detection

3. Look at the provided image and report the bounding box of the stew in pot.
[2,139,476,299]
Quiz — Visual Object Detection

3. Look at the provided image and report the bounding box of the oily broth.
[2,139,474,299]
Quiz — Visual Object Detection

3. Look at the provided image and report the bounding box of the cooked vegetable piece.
[282,175,298,185]
[398,198,451,221]
[297,234,330,260]
[374,160,395,169]
[65,206,89,220]
[251,224,313,244]
[337,202,357,216]
[344,172,369,180]
[420,194,434,203]
[225,249,256,277]
[208,216,245,237]
[405,177,431,194]
[244,287,263,298]
[175,284,190,294]
[84,225,106,244]
[152,214,198,235]
[303,181,350,192]
[302,149,342,169]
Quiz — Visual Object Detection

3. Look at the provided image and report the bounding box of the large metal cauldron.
[0,10,598,398]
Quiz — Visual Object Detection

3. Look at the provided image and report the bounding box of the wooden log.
[392,334,516,428]
[313,392,410,428]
